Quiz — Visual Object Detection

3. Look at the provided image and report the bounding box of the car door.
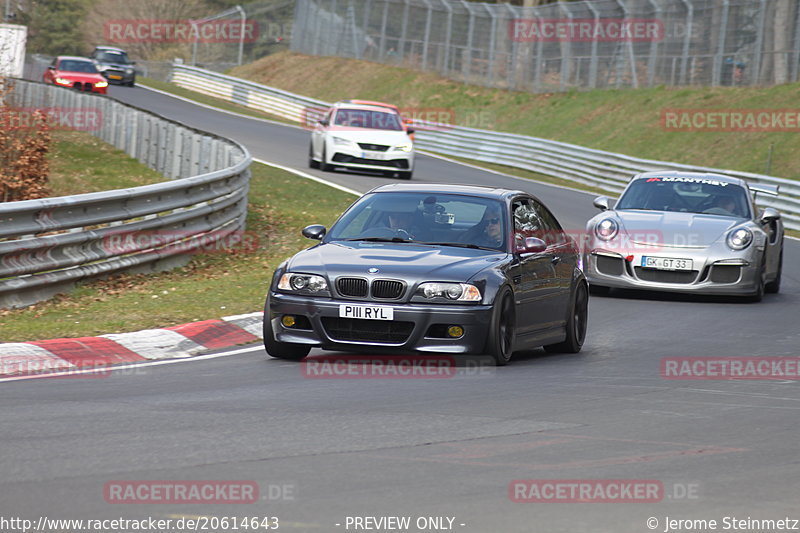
[533,199,576,323]
[511,197,561,337]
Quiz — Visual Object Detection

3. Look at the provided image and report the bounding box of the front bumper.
[100,69,135,84]
[268,292,492,354]
[329,144,413,172]
[583,247,760,295]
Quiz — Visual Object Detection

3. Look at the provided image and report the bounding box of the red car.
[43,56,108,94]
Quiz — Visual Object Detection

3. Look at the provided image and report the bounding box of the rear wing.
[749,183,779,196]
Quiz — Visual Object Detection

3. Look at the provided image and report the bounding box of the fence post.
[678,0,693,85]
[378,0,389,58]
[751,0,768,85]
[484,4,498,88]
[421,0,433,70]
[711,0,730,86]
[461,0,475,83]
[442,0,453,74]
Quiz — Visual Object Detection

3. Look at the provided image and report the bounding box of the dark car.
[90,46,136,86]
[43,56,108,94]
[263,184,588,366]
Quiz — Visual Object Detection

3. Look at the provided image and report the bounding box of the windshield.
[96,51,130,64]
[333,109,403,131]
[58,60,98,73]
[616,177,751,219]
[326,192,508,251]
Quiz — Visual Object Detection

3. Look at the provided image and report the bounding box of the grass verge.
[48,130,165,196]
[0,162,356,343]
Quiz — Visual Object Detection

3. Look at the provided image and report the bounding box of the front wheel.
[484,287,515,366]
[544,282,588,354]
[262,301,311,361]
[397,169,413,180]
[765,247,782,294]
[308,143,320,169]
[319,145,332,172]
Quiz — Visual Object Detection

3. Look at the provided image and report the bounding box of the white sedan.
[309,101,415,179]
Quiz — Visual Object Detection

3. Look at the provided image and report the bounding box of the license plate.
[109,75,122,80]
[362,151,385,160]
[641,256,693,271]
[339,304,394,320]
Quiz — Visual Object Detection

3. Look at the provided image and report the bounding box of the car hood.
[326,128,411,145]
[614,210,742,247]
[57,71,107,83]
[287,241,504,282]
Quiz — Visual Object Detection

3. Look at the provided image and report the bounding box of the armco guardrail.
[0,79,252,309]
[170,63,800,232]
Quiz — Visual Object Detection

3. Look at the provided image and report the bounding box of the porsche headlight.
[394,143,413,152]
[726,228,753,250]
[332,136,353,146]
[595,218,619,241]
[278,273,329,294]
[95,81,109,88]
[416,282,481,302]
[54,77,71,85]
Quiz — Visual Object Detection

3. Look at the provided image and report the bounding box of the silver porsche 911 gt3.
[583,171,783,302]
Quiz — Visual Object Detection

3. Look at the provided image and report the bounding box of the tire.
[308,143,320,169]
[484,287,515,366]
[746,260,766,303]
[544,282,588,354]
[765,247,782,294]
[319,145,332,172]
[397,170,413,180]
[262,300,311,361]
[588,283,610,297]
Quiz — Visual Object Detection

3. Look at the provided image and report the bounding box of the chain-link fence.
[187,0,295,70]
[291,0,800,91]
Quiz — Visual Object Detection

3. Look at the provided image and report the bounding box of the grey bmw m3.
[263,183,588,365]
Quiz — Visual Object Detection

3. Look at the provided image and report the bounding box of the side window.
[533,200,566,245]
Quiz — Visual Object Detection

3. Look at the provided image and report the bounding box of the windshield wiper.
[419,241,500,251]
[342,237,414,243]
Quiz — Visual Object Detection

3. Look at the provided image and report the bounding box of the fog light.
[447,325,464,338]
[281,315,296,328]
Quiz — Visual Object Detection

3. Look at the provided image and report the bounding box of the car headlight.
[278,273,329,294]
[332,136,352,146]
[126,68,134,74]
[394,143,413,152]
[726,228,753,250]
[54,77,71,85]
[95,81,109,88]
[416,282,481,302]
[594,218,619,241]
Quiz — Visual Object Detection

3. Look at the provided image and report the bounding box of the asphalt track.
[1,83,799,533]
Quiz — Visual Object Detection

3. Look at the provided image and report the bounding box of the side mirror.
[302,224,327,240]
[760,207,781,223]
[406,128,415,135]
[318,119,329,127]
[593,196,610,211]
[517,237,547,254]
[130,60,137,65]
[48,66,55,70]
